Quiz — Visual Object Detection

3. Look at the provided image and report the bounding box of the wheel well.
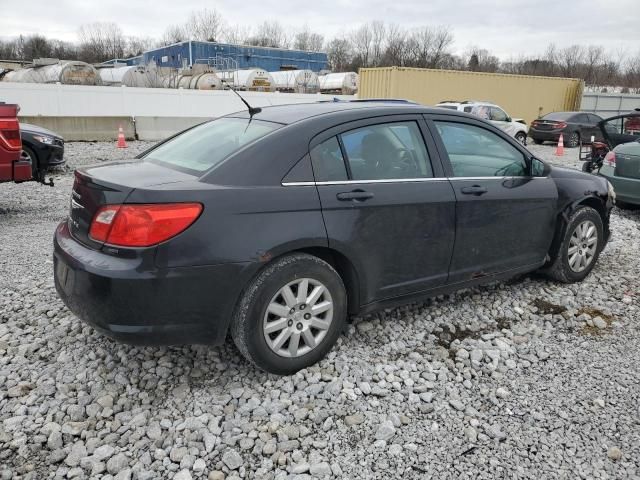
[577,196,606,221]
[547,197,607,263]
[296,246,360,316]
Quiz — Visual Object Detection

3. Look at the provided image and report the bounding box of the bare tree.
[126,36,155,57]
[465,47,499,72]
[185,9,225,42]
[78,22,126,62]
[350,24,373,69]
[159,25,186,46]
[247,21,290,48]
[382,23,407,66]
[370,21,386,67]
[326,37,352,71]
[294,25,324,52]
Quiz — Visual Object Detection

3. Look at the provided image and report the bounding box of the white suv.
[436,100,529,145]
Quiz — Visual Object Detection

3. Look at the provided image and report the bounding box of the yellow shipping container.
[359,67,584,124]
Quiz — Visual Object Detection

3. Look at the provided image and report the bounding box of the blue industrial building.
[141,41,327,72]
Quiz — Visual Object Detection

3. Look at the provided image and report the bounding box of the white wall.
[0,82,354,117]
[581,92,640,118]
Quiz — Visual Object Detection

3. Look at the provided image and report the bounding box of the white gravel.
[1,141,639,479]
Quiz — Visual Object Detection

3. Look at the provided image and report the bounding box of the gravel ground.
[1,141,639,480]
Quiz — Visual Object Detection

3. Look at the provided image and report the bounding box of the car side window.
[588,114,602,124]
[310,137,348,181]
[434,121,528,177]
[339,122,433,180]
[490,107,508,122]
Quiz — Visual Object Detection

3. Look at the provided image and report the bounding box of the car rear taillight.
[554,121,568,129]
[0,119,21,151]
[604,151,616,167]
[89,203,203,247]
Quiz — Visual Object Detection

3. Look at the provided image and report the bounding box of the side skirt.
[357,261,545,316]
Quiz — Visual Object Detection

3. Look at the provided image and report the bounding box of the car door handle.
[460,185,488,196]
[336,190,374,201]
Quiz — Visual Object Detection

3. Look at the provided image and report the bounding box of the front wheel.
[231,253,347,375]
[581,161,594,173]
[515,132,527,145]
[21,146,40,180]
[544,206,604,283]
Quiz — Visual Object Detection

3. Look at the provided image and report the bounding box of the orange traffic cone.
[555,133,565,156]
[116,125,127,149]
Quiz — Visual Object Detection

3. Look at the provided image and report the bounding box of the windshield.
[144,117,281,174]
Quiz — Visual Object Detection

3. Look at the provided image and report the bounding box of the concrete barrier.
[20,116,136,141]
[18,116,216,141]
[135,117,210,140]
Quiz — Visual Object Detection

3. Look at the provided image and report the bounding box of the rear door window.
[144,117,280,174]
[310,137,348,181]
[339,122,433,180]
[435,121,527,177]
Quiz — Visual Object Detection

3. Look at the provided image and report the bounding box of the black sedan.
[21,123,65,181]
[54,101,613,374]
[530,111,604,147]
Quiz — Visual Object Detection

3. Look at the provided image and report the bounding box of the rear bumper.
[529,129,564,142]
[53,220,251,346]
[600,167,640,205]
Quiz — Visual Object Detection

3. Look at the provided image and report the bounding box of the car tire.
[21,146,39,179]
[231,253,347,375]
[533,138,544,145]
[566,131,580,148]
[515,131,527,145]
[544,206,604,283]
[581,161,594,173]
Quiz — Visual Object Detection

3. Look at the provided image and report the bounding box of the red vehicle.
[0,103,31,182]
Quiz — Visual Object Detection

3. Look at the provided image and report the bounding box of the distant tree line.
[1,10,639,91]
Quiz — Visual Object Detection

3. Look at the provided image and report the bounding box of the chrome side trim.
[283,178,449,187]
[281,176,549,187]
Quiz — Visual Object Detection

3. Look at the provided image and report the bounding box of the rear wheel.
[21,146,39,180]
[544,206,603,283]
[231,253,347,375]
[566,131,580,148]
[515,131,527,145]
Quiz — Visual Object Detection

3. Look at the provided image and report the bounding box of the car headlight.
[32,134,54,145]
[607,180,616,202]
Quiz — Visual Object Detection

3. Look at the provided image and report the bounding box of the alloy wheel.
[568,220,598,272]
[263,278,334,358]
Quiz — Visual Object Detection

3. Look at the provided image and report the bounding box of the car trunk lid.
[69,160,197,248]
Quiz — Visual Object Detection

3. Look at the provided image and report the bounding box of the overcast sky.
[2,0,638,59]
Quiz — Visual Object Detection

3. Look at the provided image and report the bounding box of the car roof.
[227,100,465,125]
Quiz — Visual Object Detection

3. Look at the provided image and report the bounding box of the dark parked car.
[530,111,604,148]
[21,123,64,182]
[54,101,613,374]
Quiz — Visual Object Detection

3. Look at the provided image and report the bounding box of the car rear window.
[542,112,573,121]
[144,117,280,174]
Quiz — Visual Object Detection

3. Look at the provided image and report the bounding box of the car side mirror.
[505,116,512,123]
[530,157,549,177]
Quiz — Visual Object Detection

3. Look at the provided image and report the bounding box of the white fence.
[0,82,354,117]
[581,92,640,118]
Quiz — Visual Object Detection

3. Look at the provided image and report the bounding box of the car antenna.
[221,79,262,118]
